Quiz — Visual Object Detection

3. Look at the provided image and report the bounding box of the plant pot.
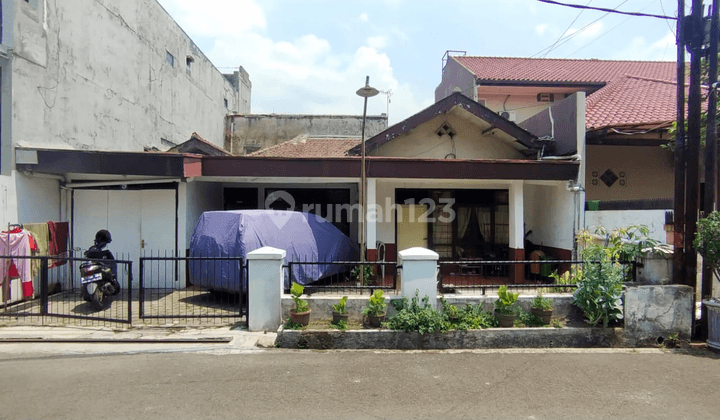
[332,310,349,324]
[496,312,516,328]
[367,312,386,328]
[703,299,720,351]
[531,307,553,324]
[290,309,311,327]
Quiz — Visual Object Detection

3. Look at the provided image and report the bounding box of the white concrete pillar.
[247,246,286,332]
[366,178,377,253]
[398,247,439,308]
[509,180,524,249]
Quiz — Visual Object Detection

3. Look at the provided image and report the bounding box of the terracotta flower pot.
[496,312,516,328]
[332,310,349,324]
[290,309,311,326]
[531,308,553,324]
[367,312,386,328]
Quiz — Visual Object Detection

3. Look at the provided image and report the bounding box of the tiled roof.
[249,136,360,158]
[585,75,677,130]
[453,56,678,130]
[454,56,676,84]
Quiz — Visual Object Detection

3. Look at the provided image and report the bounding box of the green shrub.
[695,211,720,281]
[516,308,546,327]
[352,265,375,285]
[388,293,448,334]
[530,294,553,311]
[361,290,386,316]
[332,296,348,314]
[494,285,519,315]
[290,282,309,314]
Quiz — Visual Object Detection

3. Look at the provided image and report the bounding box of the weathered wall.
[227,114,388,155]
[373,111,524,160]
[624,285,693,346]
[12,0,245,153]
[585,210,668,243]
[585,145,673,201]
[434,57,476,102]
[524,183,578,252]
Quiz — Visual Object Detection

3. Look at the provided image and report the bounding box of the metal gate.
[0,255,133,327]
[138,254,247,327]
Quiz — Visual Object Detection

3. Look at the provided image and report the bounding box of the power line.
[536,0,676,19]
[541,0,593,58]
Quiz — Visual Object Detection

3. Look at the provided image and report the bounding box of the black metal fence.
[139,252,247,326]
[437,259,639,295]
[284,260,398,295]
[0,254,133,327]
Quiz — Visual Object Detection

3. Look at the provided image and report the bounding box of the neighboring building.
[436,54,677,241]
[226,114,387,155]
[0,0,248,298]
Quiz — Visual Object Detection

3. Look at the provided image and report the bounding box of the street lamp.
[356,76,379,277]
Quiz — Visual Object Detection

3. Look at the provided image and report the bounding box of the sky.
[156,0,683,125]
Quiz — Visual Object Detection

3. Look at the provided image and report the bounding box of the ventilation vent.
[537,93,555,102]
[436,123,456,139]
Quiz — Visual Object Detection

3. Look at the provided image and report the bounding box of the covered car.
[189,210,359,292]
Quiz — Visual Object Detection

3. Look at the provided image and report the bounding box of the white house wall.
[12,0,245,152]
[183,181,223,251]
[523,183,577,252]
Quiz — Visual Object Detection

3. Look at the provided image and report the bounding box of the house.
[0,0,249,295]
[436,54,677,242]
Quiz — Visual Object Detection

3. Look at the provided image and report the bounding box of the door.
[73,188,176,289]
[396,204,428,254]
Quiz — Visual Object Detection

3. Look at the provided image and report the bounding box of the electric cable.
[536,0,676,19]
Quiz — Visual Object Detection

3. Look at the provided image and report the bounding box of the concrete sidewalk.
[0,325,278,357]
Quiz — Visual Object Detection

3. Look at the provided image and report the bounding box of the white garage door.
[73,189,176,289]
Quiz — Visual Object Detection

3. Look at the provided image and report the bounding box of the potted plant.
[352,264,375,286]
[332,296,349,324]
[362,290,386,328]
[695,211,720,351]
[530,294,553,324]
[289,282,311,326]
[494,285,519,327]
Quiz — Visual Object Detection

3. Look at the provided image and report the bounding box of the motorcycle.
[80,231,120,311]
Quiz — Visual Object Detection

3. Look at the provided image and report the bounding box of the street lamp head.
[356,76,379,98]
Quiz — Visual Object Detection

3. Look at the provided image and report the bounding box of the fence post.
[398,247,439,309]
[40,257,49,316]
[247,247,286,332]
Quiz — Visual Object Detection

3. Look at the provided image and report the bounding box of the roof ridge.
[623,74,677,85]
[457,55,675,64]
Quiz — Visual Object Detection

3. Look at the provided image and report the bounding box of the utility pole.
[685,0,704,300]
[700,0,719,339]
[674,0,687,286]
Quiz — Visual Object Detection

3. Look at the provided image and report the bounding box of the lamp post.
[356,76,379,280]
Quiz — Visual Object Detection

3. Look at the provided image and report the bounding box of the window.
[165,51,175,68]
[186,56,194,75]
[224,98,229,109]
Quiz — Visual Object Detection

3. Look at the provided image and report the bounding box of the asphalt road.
[0,349,718,419]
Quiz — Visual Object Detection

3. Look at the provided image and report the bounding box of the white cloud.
[367,36,388,49]
[566,21,604,42]
[613,31,676,61]
[157,0,423,123]
[535,24,549,36]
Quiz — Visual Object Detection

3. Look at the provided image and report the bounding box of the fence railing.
[438,259,639,295]
[284,260,398,295]
[139,253,247,326]
[0,254,133,326]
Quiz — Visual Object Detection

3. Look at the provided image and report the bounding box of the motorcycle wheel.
[88,283,109,311]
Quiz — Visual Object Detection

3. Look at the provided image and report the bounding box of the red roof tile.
[454,57,678,130]
[249,136,360,158]
[455,56,676,84]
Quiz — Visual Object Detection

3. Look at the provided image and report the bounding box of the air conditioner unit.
[498,111,517,122]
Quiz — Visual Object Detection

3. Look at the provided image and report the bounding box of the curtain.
[457,207,471,241]
[476,208,492,240]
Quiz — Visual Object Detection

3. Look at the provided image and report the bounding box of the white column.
[398,247,439,309]
[247,246,286,332]
[366,178,377,252]
[509,180,524,249]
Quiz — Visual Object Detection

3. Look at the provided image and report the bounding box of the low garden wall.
[276,326,625,350]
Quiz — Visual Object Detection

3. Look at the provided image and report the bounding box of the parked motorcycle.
[80,230,120,311]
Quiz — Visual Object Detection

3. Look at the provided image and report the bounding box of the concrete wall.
[12,0,245,153]
[585,145,673,201]
[624,285,694,346]
[434,57,476,102]
[227,114,388,155]
[585,210,668,243]
[373,111,524,160]
[182,181,224,250]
